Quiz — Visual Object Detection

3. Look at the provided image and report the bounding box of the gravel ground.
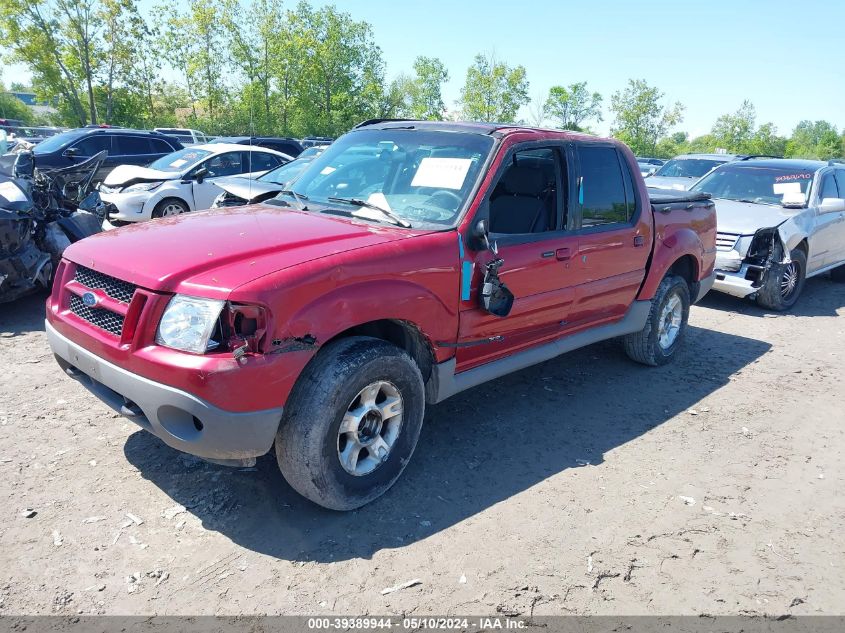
[0,277,843,617]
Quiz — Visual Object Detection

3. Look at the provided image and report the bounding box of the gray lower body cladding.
[46,321,283,460]
[430,300,653,404]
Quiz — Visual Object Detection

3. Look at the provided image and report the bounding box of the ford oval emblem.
[81,292,98,307]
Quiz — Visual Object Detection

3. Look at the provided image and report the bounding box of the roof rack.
[736,154,783,161]
[355,118,418,129]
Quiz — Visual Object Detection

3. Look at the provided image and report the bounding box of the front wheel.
[152,198,189,218]
[755,247,806,311]
[275,337,425,510]
[623,274,691,366]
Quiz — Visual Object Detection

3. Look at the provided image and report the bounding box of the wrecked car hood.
[644,176,696,191]
[714,198,798,235]
[213,176,282,202]
[102,165,177,187]
[61,204,428,297]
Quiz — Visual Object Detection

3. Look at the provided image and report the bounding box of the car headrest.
[503,166,544,196]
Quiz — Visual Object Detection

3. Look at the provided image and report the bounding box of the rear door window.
[205,152,245,177]
[576,146,631,228]
[114,135,152,155]
[248,151,283,172]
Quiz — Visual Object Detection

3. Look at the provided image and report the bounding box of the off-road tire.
[830,262,845,283]
[151,198,188,219]
[275,337,425,511]
[755,247,806,311]
[623,274,691,367]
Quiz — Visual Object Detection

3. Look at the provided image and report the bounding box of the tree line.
[1,0,843,160]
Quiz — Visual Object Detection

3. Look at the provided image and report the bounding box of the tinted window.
[578,146,628,227]
[834,171,845,199]
[820,173,839,199]
[489,148,560,234]
[249,152,282,172]
[205,152,244,177]
[113,135,152,155]
[73,135,112,156]
[150,138,174,154]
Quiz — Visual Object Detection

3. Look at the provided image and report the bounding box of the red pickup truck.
[46,121,716,510]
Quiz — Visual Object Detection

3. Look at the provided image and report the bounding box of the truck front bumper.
[46,321,283,462]
[713,265,759,298]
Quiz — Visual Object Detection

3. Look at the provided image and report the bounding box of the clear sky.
[5,0,842,138]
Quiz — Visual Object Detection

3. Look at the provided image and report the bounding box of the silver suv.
[690,159,845,310]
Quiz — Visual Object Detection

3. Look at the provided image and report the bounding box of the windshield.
[148,148,212,172]
[32,129,87,154]
[278,129,494,228]
[691,165,814,205]
[654,158,726,179]
[257,158,312,185]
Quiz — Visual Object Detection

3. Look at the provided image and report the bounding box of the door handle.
[556,247,572,261]
[634,235,645,247]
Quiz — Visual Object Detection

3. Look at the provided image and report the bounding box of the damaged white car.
[98,144,290,225]
[690,159,845,310]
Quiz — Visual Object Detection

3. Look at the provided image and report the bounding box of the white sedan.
[99,143,291,224]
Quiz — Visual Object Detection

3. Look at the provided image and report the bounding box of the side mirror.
[193,167,208,184]
[63,147,79,158]
[819,197,845,214]
[469,217,497,253]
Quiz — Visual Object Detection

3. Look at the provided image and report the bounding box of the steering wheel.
[425,190,462,209]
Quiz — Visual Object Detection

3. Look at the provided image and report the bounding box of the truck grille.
[716,232,740,251]
[69,294,125,336]
[75,266,137,303]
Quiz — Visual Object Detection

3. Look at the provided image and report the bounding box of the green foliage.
[407,56,448,120]
[0,92,35,123]
[460,52,529,123]
[544,81,602,131]
[2,0,844,153]
[785,120,841,160]
[610,79,684,156]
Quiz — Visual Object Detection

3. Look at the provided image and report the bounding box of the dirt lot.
[0,277,843,617]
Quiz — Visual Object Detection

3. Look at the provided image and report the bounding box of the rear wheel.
[624,274,691,367]
[152,198,188,218]
[756,247,806,311]
[275,337,425,510]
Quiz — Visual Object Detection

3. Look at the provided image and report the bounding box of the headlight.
[123,181,164,193]
[156,295,225,353]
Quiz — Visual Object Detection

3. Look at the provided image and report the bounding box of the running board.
[430,301,651,404]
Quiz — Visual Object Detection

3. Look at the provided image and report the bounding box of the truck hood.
[714,198,796,235]
[62,204,426,297]
[103,164,178,187]
[213,176,282,202]
[645,176,696,190]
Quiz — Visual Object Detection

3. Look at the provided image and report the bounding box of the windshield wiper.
[326,196,411,228]
[277,189,309,209]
